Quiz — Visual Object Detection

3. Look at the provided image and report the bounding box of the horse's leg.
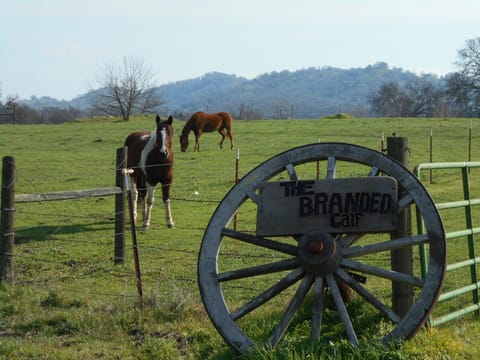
[161,183,174,228]
[164,199,174,228]
[227,128,234,149]
[143,183,155,229]
[194,131,201,152]
[218,129,226,149]
[193,130,202,151]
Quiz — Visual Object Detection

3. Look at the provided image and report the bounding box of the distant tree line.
[0,95,83,124]
[369,37,480,118]
[2,37,480,123]
[0,57,164,124]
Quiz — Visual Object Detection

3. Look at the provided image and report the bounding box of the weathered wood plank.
[15,187,122,203]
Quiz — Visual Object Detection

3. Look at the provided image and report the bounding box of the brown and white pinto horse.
[179,111,234,152]
[124,115,174,228]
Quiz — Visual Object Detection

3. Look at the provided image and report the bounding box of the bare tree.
[273,99,294,119]
[1,95,18,124]
[236,102,264,120]
[448,37,480,116]
[446,72,474,116]
[456,37,480,84]
[92,57,164,121]
[369,79,442,117]
[404,78,442,117]
[369,82,409,117]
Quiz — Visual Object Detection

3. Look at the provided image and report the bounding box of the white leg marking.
[164,199,174,228]
[143,183,155,229]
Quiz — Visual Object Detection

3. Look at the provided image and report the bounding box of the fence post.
[429,128,433,183]
[468,120,473,168]
[233,148,240,230]
[387,136,413,316]
[1,156,15,282]
[114,147,127,265]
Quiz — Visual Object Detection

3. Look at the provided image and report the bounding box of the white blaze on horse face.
[140,132,157,175]
[159,127,168,156]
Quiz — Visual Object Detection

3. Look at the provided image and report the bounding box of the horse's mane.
[181,113,198,137]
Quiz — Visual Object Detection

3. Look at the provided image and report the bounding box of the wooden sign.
[256,177,398,236]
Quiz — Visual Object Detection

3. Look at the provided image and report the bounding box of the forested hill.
[157,62,445,118]
[26,62,446,119]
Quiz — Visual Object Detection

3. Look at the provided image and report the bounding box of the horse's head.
[179,134,188,152]
[154,115,174,160]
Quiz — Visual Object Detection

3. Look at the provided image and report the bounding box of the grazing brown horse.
[124,115,175,228]
[179,111,234,152]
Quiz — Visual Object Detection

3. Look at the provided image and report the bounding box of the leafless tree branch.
[91,56,165,121]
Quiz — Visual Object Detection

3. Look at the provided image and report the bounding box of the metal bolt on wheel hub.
[298,231,340,275]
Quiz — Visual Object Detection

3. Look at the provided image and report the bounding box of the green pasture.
[0,115,479,359]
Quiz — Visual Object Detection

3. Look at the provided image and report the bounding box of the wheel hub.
[298,231,341,275]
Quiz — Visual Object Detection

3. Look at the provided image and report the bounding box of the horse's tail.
[223,112,233,127]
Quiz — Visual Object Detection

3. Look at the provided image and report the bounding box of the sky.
[1,0,479,101]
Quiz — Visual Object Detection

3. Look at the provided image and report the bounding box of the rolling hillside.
[22,62,446,119]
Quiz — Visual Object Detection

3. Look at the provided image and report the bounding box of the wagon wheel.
[198,143,446,354]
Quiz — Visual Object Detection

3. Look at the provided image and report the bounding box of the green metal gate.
[415,161,480,326]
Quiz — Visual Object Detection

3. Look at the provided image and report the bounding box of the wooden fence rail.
[0,147,127,282]
[15,187,122,203]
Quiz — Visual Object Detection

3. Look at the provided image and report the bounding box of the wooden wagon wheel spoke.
[217,258,299,282]
[268,274,315,347]
[342,234,429,257]
[368,166,381,176]
[285,163,298,180]
[230,267,305,321]
[198,143,446,354]
[326,273,359,346]
[338,233,364,248]
[222,228,298,256]
[243,189,260,204]
[326,156,336,179]
[311,276,326,343]
[335,268,401,324]
[398,193,415,212]
[341,258,424,287]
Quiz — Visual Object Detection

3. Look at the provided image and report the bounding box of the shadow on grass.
[14,221,113,244]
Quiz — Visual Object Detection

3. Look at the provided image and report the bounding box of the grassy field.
[0,115,480,359]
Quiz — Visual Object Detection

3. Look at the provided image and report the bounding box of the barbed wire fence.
[1,125,477,308]
[0,147,275,307]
